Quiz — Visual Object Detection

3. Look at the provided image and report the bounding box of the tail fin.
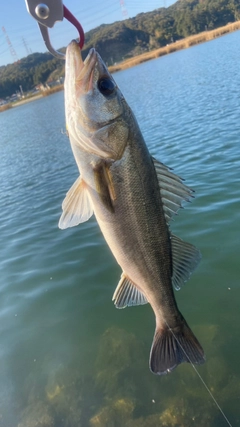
[149,321,205,375]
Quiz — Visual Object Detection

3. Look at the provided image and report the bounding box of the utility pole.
[19,85,24,97]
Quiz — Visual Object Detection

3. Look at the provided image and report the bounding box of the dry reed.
[0,103,12,113]
[109,21,240,73]
[41,85,64,96]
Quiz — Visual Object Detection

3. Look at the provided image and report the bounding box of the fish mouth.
[66,41,97,92]
[81,48,97,91]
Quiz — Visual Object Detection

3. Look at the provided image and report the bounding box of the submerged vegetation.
[0,0,240,98]
[15,325,239,426]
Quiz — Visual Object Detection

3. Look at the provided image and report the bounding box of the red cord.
[63,5,85,49]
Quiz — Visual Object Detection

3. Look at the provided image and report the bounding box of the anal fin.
[112,273,148,309]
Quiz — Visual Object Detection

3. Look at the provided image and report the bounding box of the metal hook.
[38,23,65,58]
[25,0,84,59]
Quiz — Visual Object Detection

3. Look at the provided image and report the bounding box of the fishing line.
[165,320,233,427]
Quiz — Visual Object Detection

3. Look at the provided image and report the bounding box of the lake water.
[0,30,240,427]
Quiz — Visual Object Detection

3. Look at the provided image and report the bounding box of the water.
[0,31,240,427]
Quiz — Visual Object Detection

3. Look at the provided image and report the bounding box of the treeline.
[0,0,239,98]
[0,52,64,99]
[82,0,240,61]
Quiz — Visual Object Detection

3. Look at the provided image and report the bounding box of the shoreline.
[1,20,240,111]
[108,21,240,73]
[12,93,43,107]
[0,86,64,111]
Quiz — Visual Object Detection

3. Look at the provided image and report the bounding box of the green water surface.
[0,30,240,427]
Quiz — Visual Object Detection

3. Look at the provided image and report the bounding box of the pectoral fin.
[94,162,116,213]
[58,176,93,229]
[113,273,148,308]
[171,234,201,290]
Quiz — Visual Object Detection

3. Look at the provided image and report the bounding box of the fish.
[59,40,205,375]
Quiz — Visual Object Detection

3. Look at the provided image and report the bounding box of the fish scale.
[59,40,205,375]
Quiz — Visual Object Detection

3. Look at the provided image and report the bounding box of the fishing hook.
[25,0,84,59]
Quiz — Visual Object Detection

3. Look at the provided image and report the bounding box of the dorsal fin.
[58,176,93,229]
[112,274,148,309]
[171,234,201,290]
[152,157,193,224]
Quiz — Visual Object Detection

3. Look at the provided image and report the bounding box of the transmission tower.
[22,37,31,56]
[119,0,128,18]
[2,26,19,63]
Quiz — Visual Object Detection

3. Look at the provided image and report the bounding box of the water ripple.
[0,31,240,427]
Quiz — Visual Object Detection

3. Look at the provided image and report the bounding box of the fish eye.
[98,77,115,96]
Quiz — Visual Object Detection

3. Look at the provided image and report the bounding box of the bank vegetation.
[109,21,240,72]
[0,0,240,99]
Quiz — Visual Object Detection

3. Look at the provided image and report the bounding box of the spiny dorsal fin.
[58,176,93,229]
[152,157,193,224]
[112,274,148,309]
[171,234,201,290]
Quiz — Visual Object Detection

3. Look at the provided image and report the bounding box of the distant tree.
[0,0,239,98]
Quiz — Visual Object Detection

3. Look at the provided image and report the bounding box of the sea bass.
[59,40,205,374]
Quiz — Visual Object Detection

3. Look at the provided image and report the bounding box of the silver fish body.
[60,41,205,375]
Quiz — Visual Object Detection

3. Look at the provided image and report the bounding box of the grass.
[41,85,64,96]
[109,21,240,73]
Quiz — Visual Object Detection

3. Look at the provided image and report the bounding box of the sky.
[0,0,176,67]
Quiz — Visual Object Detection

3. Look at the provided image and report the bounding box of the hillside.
[0,0,239,98]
